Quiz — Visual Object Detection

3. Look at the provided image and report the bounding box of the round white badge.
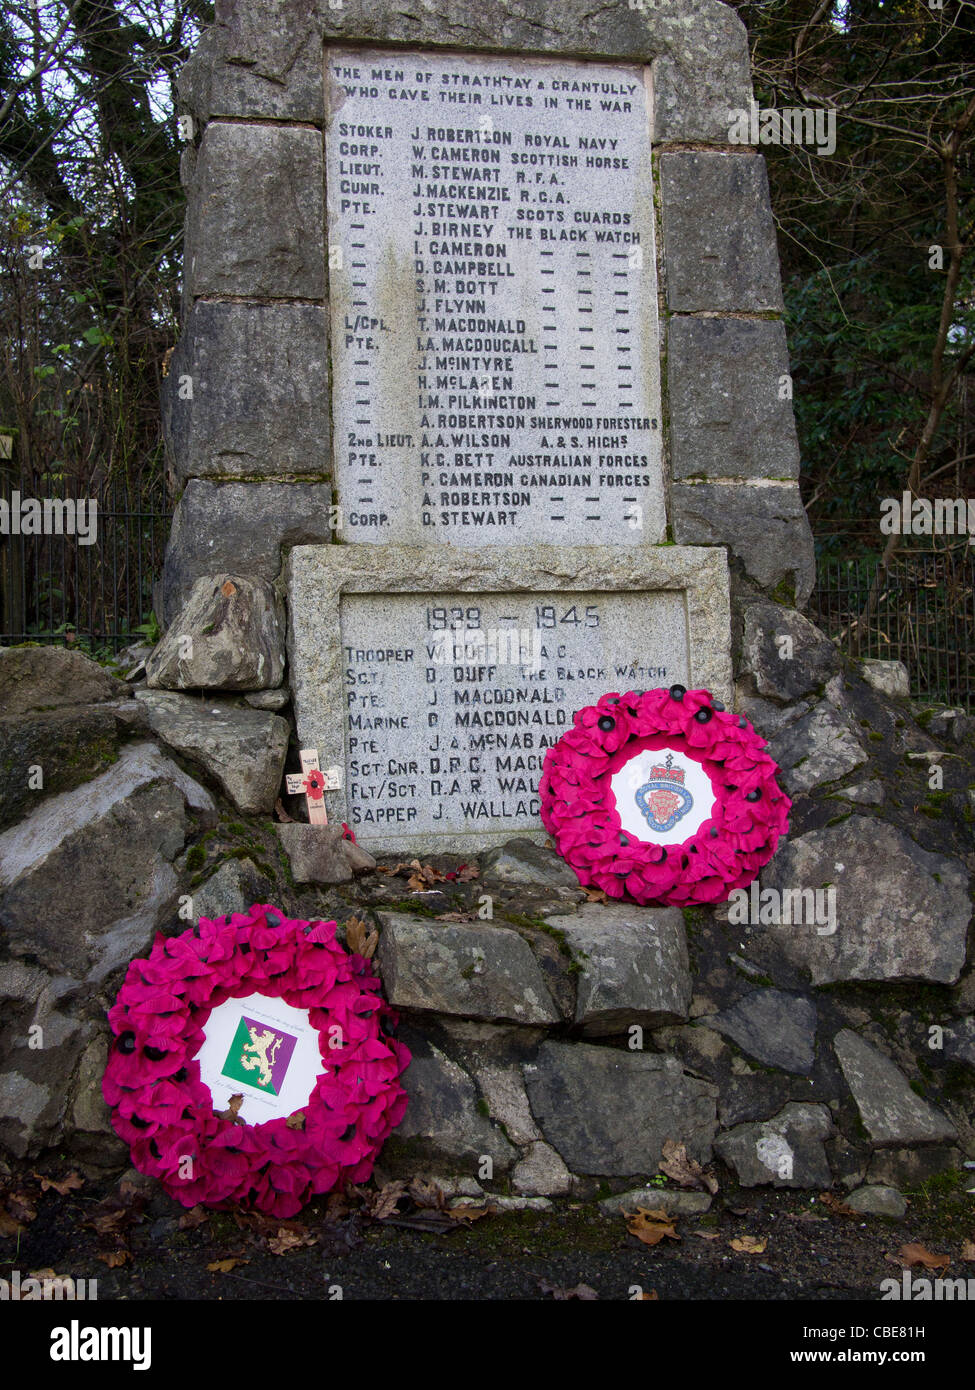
[609,747,716,846]
[195,994,325,1124]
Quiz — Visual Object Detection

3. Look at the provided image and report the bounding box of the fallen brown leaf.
[268,1227,318,1255]
[207,1257,249,1273]
[0,1209,22,1237]
[409,1178,445,1210]
[960,1238,975,1262]
[274,797,294,823]
[345,916,378,959]
[178,1207,208,1230]
[538,1280,599,1300]
[635,1289,660,1299]
[690,1230,722,1241]
[218,1093,245,1124]
[729,1235,767,1254]
[659,1138,718,1194]
[5,1191,37,1223]
[33,1171,84,1196]
[96,1250,132,1268]
[625,1207,680,1247]
[820,1191,857,1217]
[364,1180,408,1220]
[286,1111,306,1131]
[583,887,609,903]
[448,1203,494,1224]
[886,1243,950,1271]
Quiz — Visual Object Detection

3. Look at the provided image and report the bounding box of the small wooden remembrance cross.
[285,749,341,826]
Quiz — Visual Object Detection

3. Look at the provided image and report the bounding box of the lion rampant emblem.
[239,1026,283,1088]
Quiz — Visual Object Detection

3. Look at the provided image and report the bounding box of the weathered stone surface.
[834,780,885,807]
[245,688,290,711]
[147,574,285,691]
[182,0,753,144]
[735,694,812,740]
[769,703,867,795]
[943,1018,975,1068]
[193,858,258,922]
[859,659,909,700]
[0,1071,56,1159]
[846,1184,907,1218]
[134,690,289,814]
[764,818,970,985]
[557,903,692,1035]
[387,1037,516,1172]
[162,301,329,486]
[511,1142,573,1197]
[0,705,121,829]
[160,480,335,625]
[0,646,129,715]
[523,1042,718,1175]
[185,122,324,299]
[341,838,376,875]
[865,1146,961,1188]
[672,482,815,607]
[598,1187,713,1217]
[708,989,817,1075]
[834,1030,957,1146]
[481,839,581,891]
[377,914,560,1026]
[741,603,840,702]
[660,153,784,312]
[669,319,800,481]
[715,1103,835,1188]
[0,743,213,979]
[276,824,352,885]
[70,1036,121,1147]
[473,1064,541,1145]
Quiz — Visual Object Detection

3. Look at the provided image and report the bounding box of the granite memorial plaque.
[326,47,665,547]
[287,545,732,853]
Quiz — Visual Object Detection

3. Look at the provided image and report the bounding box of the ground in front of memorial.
[3,1167,970,1300]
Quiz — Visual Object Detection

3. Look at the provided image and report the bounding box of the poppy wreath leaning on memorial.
[103,906,410,1217]
[540,685,790,907]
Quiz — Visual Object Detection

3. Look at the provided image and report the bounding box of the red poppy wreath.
[539,685,790,907]
[102,906,410,1217]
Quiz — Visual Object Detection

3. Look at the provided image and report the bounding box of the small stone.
[598,1187,712,1218]
[845,1185,907,1219]
[708,989,817,1075]
[833,1029,957,1145]
[277,823,352,884]
[740,604,840,703]
[386,1040,515,1172]
[0,646,129,716]
[834,780,885,806]
[769,703,867,795]
[480,838,581,891]
[715,1103,835,1188]
[245,688,290,711]
[859,659,909,700]
[146,574,285,691]
[341,838,377,875]
[474,1065,541,1145]
[511,1142,573,1197]
[193,858,257,922]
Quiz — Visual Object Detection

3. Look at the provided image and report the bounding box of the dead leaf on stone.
[538,1279,599,1300]
[409,1178,446,1210]
[268,1227,318,1255]
[448,1203,494,1224]
[690,1230,721,1241]
[960,1238,975,1262]
[659,1139,718,1194]
[364,1180,408,1220]
[819,1192,857,1217]
[886,1243,950,1271]
[218,1093,245,1124]
[286,1111,306,1131]
[207,1257,249,1273]
[345,916,378,958]
[583,887,610,904]
[274,797,294,823]
[445,863,479,882]
[33,1171,84,1196]
[96,1249,132,1268]
[625,1207,680,1247]
[729,1235,767,1254]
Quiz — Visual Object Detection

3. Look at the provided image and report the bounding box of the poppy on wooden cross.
[284,749,342,826]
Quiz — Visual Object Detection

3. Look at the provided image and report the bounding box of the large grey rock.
[859,659,909,700]
[556,903,692,1035]
[715,1103,835,1188]
[523,1041,718,1175]
[377,914,560,1026]
[0,705,121,829]
[388,1040,516,1172]
[660,153,784,312]
[668,319,800,480]
[741,603,840,702]
[276,823,352,885]
[147,575,285,691]
[0,645,129,715]
[0,743,214,979]
[192,857,258,923]
[134,690,289,814]
[833,1030,957,1146]
[480,838,581,891]
[846,1185,908,1218]
[672,481,815,607]
[764,818,970,985]
[162,301,329,485]
[179,3,326,122]
[184,122,325,299]
[160,479,336,624]
[769,703,867,795]
[708,989,817,1075]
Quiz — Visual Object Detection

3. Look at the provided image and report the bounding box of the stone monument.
[160,0,814,852]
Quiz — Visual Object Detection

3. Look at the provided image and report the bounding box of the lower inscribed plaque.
[286,545,731,853]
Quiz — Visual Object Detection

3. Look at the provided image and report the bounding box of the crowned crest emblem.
[634,753,694,833]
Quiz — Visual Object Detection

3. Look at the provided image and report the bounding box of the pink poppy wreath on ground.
[539,685,790,906]
[103,905,410,1217]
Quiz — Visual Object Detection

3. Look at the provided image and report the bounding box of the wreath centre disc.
[195,994,322,1124]
[607,738,717,845]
